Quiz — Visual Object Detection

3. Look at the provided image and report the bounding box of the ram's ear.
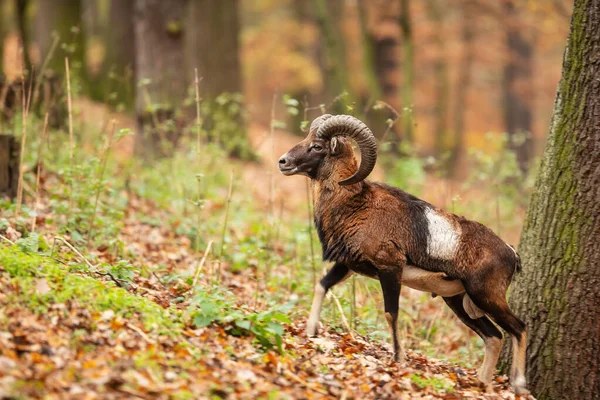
[330,137,342,155]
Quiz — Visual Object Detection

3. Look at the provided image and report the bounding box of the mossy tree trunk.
[134,0,188,159]
[502,0,534,173]
[500,1,600,398]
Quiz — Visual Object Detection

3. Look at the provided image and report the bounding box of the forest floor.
[0,99,530,399]
[0,204,527,400]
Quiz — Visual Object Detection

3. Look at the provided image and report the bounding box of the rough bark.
[448,1,475,177]
[501,1,600,398]
[134,0,188,159]
[0,134,19,200]
[399,0,414,143]
[502,0,534,173]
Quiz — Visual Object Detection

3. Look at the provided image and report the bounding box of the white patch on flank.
[425,208,461,260]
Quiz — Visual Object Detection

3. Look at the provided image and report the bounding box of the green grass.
[0,244,180,332]
[410,373,455,393]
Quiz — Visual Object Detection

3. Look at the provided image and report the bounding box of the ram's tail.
[509,245,522,273]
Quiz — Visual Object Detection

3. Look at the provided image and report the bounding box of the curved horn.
[309,114,332,133]
[316,115,377,186]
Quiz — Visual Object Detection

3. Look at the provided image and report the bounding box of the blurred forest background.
[0,0,582,399]
[1,0,570,171]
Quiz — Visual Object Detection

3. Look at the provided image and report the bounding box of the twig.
[283,369,328,395]
[328,290,353,337]
[305,180,316,285]
[0,234,16,245]
[15,69,32,217]
[216,171,234,284]
[32,33,60,106]
[266,92,277,283]
[53,236,95,270]
[127,323,151,343]
[192,240,213,287]
[194,69,203,153]
[31,113,50,232]
[65,57,74,214]
[87,120,117,246]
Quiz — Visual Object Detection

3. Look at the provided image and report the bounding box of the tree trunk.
[186,0,251,158]
[186,0,241,99]
[427,0,449,158]
[448,0,475,178]
[399,0,414,144]
[501,1,600,398]
[313,0,354,113]
[502,0,534,173]
[0,0,5,77]
[35,0,85,79]
[357,0,401,141]
[15,0,32,74]
[0,134,19,200]
[134,0,187,159]
[104,0,135,110]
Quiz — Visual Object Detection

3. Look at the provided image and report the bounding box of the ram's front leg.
[307,262,353,336]
[378,265,406,362]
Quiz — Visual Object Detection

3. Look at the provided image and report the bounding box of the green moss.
[409,373,455,393]
[0,245,182,333]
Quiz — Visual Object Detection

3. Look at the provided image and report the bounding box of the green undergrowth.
[0,242,291,352]
[0,243,180,333]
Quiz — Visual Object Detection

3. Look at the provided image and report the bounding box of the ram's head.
[277,115,377,185]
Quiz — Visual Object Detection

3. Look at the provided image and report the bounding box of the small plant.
[189,287,292,353]
[410,373,455,393]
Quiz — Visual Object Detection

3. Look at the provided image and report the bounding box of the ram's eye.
[311,144,323,151]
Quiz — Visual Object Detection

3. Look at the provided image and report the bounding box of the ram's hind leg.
[443,294,503,392]
[307,262,352,336]
[465,284,528,395]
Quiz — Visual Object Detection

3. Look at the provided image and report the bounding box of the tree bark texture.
[502,0,535,173]
[134,0,187,158]
[186,0,242,99]
[503,1,600,398]
[0,134,19,200]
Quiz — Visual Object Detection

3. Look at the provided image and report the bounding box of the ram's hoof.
[306,321,321,337]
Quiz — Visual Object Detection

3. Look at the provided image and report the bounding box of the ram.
[278,114,528,395]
